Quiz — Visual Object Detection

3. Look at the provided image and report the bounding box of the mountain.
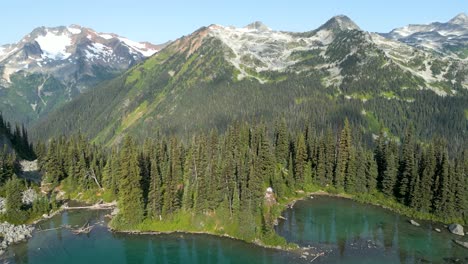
[383,13,468,59]
[32,15,468,148]
[0,25,166,124]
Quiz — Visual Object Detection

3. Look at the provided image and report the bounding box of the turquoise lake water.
[3,196,467,263]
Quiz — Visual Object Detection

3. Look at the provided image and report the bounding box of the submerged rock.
[454,240,468,250]
[449,224,464,236]
[409,220,420,227]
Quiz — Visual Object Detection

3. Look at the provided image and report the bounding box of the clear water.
[4,210,303,264]
[276,196,468,263]
[3,196,468,263]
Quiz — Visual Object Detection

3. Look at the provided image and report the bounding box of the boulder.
[409,220,420,227]
[449,224,465,236]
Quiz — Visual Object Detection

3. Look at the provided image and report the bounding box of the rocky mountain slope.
[383,13,468,59]
[0,25,165,124]
[32,15,468,147]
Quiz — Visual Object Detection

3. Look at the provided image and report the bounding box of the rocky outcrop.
[449,224,465,236]
[0,222,34,255]
[22,189,38,205]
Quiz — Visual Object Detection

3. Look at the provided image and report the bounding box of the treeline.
[39,120,467,240]
[0,114,54,224]
[0,111,28,183]
[0,112,35,160]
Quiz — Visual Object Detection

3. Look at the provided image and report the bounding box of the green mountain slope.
[32,16,468,148]
[0,25,164,126]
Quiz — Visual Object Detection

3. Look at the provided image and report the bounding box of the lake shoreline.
[109,227,325,260]
[298,190,466,236]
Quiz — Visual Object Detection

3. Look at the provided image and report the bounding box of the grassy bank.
[110,206,298,250]
[67,182,464,251]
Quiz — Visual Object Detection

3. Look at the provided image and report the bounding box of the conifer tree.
[397,128,417,205]
[365,152,378,193]
[274,119,289,166]
[147,157,163,219]
[294,133,307,189]
[382,152,397,197]
[335,119,352,189]
[5,176,26,223]
[116,136,144,226]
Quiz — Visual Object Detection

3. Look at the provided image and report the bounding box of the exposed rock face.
[409,220,420,227]
[0,222,35,255]
[22,189,38,205]
[449,224,465,236]
[19,160,42,183]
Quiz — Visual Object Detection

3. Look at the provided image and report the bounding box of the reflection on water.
[4,196,468,264]
[276,196,468,263]
[5,210,303,264]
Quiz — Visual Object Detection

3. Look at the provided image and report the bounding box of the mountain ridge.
[31,14,468,149]
[0,25,167,125]
[383,13,468,59]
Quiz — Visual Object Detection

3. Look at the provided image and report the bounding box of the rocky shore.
[0,222,34,255]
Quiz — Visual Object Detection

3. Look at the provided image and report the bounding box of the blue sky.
[1,0,466,45]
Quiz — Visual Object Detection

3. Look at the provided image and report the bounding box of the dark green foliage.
[114,137,145,227]
[397,128,417,205]
[4,176,27,224]
[30,32,468,156]
[0,113,35,160]
[35,119,467,233]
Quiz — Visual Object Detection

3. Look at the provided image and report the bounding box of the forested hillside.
[0,113,35,160]
[32,16,468,152]
[38,120,467,244]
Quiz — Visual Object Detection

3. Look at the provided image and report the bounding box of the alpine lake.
[2,196,467,264]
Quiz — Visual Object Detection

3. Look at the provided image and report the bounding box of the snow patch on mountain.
[118,37,158,57]
[86,43,113,59]
[208,24,337,80]
[99,34,114,40]
[35,32,72,60]
[0,47,18,62]
[68,27,81,35]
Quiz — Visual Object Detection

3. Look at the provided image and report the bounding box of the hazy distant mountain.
[382,13,468,59]
[0,25,167,124]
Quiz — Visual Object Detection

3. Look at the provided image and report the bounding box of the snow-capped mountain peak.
[0,25,165,84]
[318,15,361,31]
[34,30,73,60]
[382,13,468,58]
[449,13,468,25]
